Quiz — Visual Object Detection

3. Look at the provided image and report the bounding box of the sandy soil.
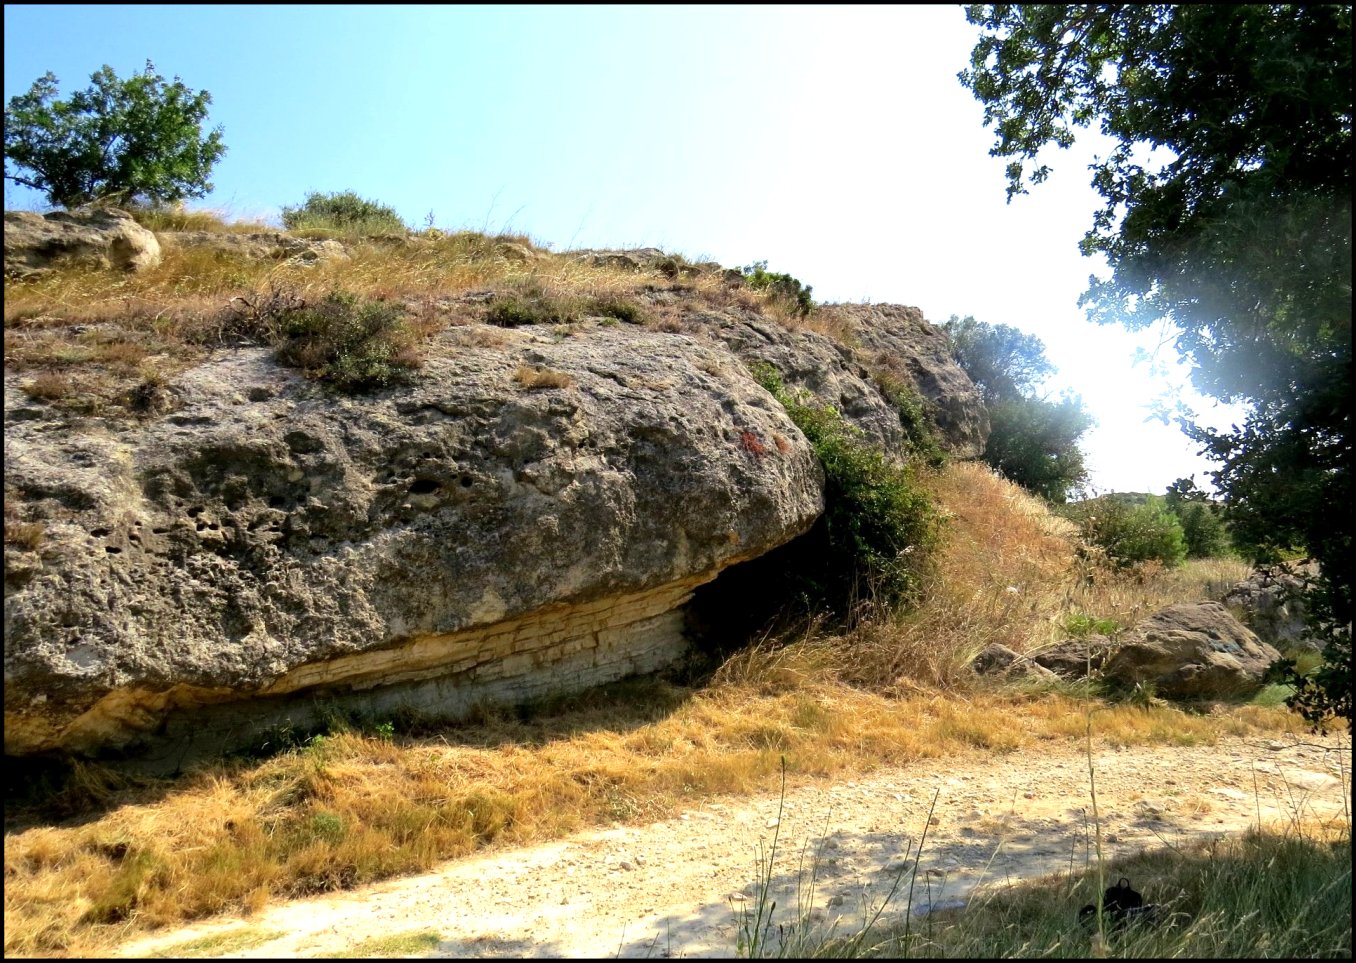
[112,732,1350,959]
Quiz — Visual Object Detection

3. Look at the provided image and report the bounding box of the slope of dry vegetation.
[3,457,1278,957]
[4,210,1282,957]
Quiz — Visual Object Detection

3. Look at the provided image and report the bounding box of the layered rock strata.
[5,327,826,758]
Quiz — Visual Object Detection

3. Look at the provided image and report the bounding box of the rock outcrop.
[155,230,349,266]
[1221,566,1318,652]
[4,326,827,759]
[4,231,990,764]
[1101,602,1282,699]
[1028,636,1116,680]
[4,207,161,279]
[829,304,990,459]
[970,642,1059,683]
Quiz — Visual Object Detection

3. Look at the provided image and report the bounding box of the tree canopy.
[943,315,1093,503]
[961,4,1351,728]
[4,60,226,209]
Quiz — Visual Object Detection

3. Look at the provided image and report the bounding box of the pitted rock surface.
[4,325,827,757]
[829,303,990,458]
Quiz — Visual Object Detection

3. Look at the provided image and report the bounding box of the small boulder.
[971,643,1059,683]
[4,207,161,279]
[1101,602,1282,700]
[1030,636,1115,680]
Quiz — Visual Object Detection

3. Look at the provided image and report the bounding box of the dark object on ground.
[1078,877,1158,930]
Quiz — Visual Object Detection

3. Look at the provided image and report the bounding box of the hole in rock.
[408,478,441,495]
[684,518,835,661]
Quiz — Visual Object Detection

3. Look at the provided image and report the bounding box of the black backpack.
[1078,877,1156,930]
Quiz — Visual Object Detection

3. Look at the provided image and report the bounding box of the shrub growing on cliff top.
[741,261,814,316]
[267,290,419,392]
[751,362,939,616]
[281,190,407,237]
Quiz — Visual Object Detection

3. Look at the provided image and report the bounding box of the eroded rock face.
[4,207,161,279]
[1222,567,1317,652]
[3,325,824,757]
[1101,602,1282,699]
[970,643,1059,683]
[830,304,990,458]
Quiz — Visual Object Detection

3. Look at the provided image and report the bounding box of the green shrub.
[1062,493,1188,568]
[750,362,939,613]
[271,290,418,391]
[280,190,406,236]
[484,287,644,327]
[1163,478,1235,558]
[484,285,576,327]
[587,297,644,325]
[1174,500,1233,558]
[873,372,946,468]
[1062,611,1121,637]
[741,260,814,316]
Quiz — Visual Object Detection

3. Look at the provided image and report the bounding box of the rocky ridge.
[4,209,991,763]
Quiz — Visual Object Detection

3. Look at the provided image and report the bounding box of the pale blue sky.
[3,4,1246,494]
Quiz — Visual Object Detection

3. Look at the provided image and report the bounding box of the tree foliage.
[984,394,1093,504]
[4,61,226,209]
[942,314,1054,400]
[960,4,1352,728]
[1163,476,1233,559]
[942,315,1093,503]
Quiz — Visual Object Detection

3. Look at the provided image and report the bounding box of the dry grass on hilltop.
[3,207,774,413]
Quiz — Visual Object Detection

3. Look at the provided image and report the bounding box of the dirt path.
[113,733,1350,959]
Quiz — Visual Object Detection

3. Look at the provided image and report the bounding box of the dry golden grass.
[1,462,1299,958]
[125,206,272,235]
[512,365,575,390]
[2,682,1300,958]
[3,222,765,411]
[5,497,47,551]
[1064,555,1252,635]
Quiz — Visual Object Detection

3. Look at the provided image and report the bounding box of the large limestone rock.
[4,207,161,279]
[677,303,988,459]
[1101,602,1282,700]
[3,325,825,759]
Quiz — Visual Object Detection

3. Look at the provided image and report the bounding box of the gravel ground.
[113,732,1351,958]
